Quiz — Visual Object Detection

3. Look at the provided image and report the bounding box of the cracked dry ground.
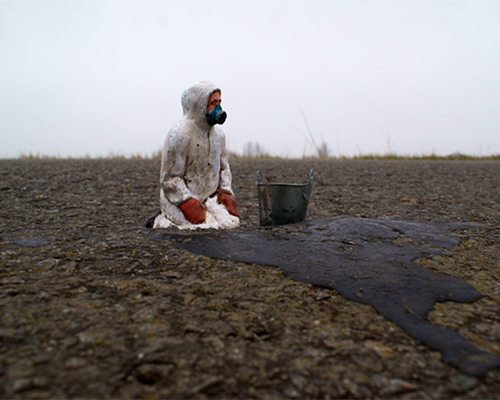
[1,158,499,399]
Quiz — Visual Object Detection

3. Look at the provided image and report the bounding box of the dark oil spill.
[14,237,51,247]
[155,216,500,376]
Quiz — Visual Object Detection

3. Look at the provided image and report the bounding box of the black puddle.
[155,216,500,376]
[14,237,51,247]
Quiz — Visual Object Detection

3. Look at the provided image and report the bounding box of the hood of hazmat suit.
[155,81,239,230]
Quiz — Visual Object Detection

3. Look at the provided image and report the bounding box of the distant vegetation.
[299,109,330,160]
[18,151,159,160]
[14,150,500,161]
[342,153,500,161]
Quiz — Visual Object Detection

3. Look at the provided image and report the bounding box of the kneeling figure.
[151,81,240,230]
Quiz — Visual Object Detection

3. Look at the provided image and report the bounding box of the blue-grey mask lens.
[206,104,227,126]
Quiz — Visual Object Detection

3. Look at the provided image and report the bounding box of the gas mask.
[206,104,227,126]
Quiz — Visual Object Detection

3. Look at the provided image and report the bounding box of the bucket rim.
[256,169,314,186]
[256,182,310,188]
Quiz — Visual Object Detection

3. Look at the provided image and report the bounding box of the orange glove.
[179,198,207,224]
[217,191,239,217]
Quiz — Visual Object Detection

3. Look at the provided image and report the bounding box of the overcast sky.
[1,0,499,158]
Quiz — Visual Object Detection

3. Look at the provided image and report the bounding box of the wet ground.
[1,158,499,399]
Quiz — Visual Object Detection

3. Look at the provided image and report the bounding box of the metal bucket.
[256,169,314,226]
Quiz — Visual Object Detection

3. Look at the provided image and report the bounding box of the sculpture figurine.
[148,81,240,230]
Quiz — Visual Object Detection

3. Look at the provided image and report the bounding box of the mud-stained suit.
[152,82,240,230]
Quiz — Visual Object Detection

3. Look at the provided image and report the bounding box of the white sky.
[1,0,499,158]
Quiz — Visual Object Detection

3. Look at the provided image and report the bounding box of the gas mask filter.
[206,104,227,126]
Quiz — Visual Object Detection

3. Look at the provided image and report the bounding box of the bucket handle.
[256,170,262,185]
[256,169,313,201]
[303,169,314,202]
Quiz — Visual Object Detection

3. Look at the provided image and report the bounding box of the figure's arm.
[160,128,207,224]
[160,130,192,205]
[218,132,234,196]
[217,131,239,217]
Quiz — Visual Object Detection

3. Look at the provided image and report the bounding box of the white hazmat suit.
[152,82,240,230]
